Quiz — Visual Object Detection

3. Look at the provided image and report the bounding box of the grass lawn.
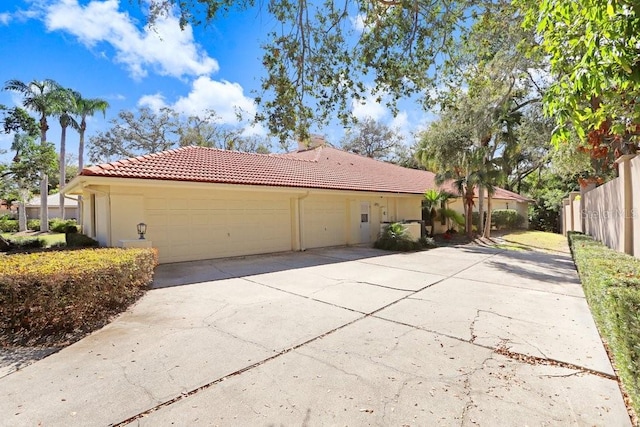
[1,232,66,248]
[499,230,569,253]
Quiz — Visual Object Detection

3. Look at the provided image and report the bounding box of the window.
[361,213,369,223]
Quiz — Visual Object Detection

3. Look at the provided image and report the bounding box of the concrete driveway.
[0,245,631,426]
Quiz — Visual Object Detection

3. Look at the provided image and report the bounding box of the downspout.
[298,191,310,251]
[81,186,112,247]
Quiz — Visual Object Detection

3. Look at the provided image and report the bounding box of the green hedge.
[25,218,77,232]
[0,248,158,346]
[471,209,525,230]
[0,219,19,233]
[568,232,640,416]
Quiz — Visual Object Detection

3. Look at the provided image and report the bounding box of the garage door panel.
[304,200,346,248]
[147,193,292,263]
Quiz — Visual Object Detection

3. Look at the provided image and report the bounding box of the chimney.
[297,134,327,151]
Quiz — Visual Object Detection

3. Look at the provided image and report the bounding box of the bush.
[66,232,98,248]
[49,218,77,233]
[374,223,435,251]
[491,209,525,229]
[7,237,46,249]
[470,209,524,230]
[0,248,158,346]
[568,232,640,417]
[27,219,40,231]
[0,219,19,233]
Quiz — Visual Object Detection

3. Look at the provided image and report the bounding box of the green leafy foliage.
[0,248,158,346]
[491,209,525,229]
[374,222,433,251]
[0,219,18,233]
[521,0,640,150]
[65,232,98,248]
[49,218,78,234]
[568,232,640,416]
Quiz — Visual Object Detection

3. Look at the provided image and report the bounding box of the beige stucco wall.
[583,179,625,253]
[571,197,582,233]
[25,206,78,221]
[72,179,428,263]
[631,156,640,257]
[301,193,423,249]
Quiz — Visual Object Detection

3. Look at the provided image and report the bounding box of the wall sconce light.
[137,222,147,240]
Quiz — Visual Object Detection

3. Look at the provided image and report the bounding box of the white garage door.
[304,198,347,248]
[145,193,292,263]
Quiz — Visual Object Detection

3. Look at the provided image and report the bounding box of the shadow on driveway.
[152,246,389,289]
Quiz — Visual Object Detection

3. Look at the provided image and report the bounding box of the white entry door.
[360,202,370,243]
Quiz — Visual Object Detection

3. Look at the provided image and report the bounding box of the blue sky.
[0,0,433,164]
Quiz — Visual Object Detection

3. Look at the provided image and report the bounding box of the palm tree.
[4,79,65,232]
[423,189,455,237]
[73,95,109,170]
[435,149,488,239]
[55,89,79,219]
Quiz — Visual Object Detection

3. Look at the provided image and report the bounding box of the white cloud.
[138,76,265,134]
[138,93,167,112]
[390,111,408,132]
[172,76,257,122]
[0,12,10,25]
[351,91,387,121]
[43,0,218,79]
[350,14,366,32]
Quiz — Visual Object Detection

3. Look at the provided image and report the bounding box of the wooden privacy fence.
[562,154,640,258]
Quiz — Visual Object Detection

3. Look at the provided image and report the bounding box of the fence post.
[562,198,570,235]
[616,155,637,256]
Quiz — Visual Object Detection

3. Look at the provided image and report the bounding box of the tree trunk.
[483,193,493,238]
[40,174,49,232]
[60,125,67,219]
[478,184,484,236]
[79,120,86,170]
[18,201,27,232]
[40,116,49,233]
[465,186,474,239]
[78,122,86,227]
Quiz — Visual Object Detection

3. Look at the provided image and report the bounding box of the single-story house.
[63,142,530,264]
[18,193,78,220]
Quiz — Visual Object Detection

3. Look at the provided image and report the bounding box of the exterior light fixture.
[137,222,147,240]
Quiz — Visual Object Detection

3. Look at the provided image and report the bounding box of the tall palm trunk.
[59,124,67,219]
[478,184,484,235]
[79,118,86,170]
[39,115,49,232]
[465,185,474,238]
[78,119,86,226]
[483,193,493,238]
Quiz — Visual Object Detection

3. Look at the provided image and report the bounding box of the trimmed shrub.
[0,219,19,233]
[49,218,77,233]
[374,222,435,251]
[492,209,525,229]
[568,232,640,417]
[66,232,98,248]
[0,248,158,346]
[7,237,46,249]
[27,219,40,231]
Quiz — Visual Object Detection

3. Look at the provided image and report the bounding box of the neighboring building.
[63,143,530,264]
[21,193,78,220]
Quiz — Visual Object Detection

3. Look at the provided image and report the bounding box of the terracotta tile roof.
[80,145,531,202]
